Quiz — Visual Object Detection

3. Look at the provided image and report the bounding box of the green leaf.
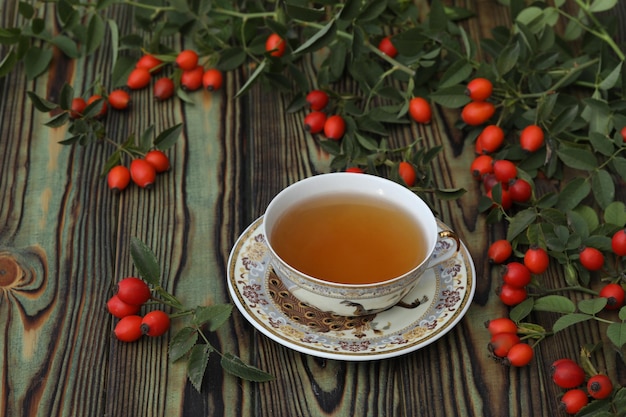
[108,19,119,68]
[130,237,161,286]
[428,0,448,32]
[220,352,274,382]
[50,35,80,58]
[169,327,199,362]
[187,344,211,392]
[0,51,18,78]
[429,85,470,108]
[18,1,35,18]
[236,59,266,98]
[27,91,58,112]
[45,112,70,128]
[533,295,576,314]
[506,208,537,241]
[556,146,597,171]
[24,47,53,79]
[154,123,183,150]
[218,47,247,71]
[139,125,155,153]
[550,105,579,135]
[85,13,105,55]
[292,20,337,55]
[356,0,388,23]
[285,3,325,22]
[193,304,233,331]
[604,201,626,226]
[588,132,614,156]
[599,61,622,90]
[552,313,592,333]
[110,55,135,88]
[58,83,74,111]
[619,306,626,321]
[496,41,520,75]
[591,169,615,209]
[438,59,473,89]
[556,178,590,211]
[578,298,607,315]
[338,0,361,21]
[589,0,618,13]
[509,298,534,322]
[606,322,626,348]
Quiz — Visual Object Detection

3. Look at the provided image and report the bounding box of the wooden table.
[1,1,625,416]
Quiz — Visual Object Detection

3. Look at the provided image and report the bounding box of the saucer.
[226,217,476,361]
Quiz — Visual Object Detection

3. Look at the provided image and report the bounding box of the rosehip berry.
[175,49,199,71]
[153,77,175,101]
[398,161,416,187]
[345,167,365,173]
[461,101,495,126]
[493,159,517,184]
[524,246,549,274]
[551,359,585,389]
[611,229,626,256]
[578,246,604,271]
[465,77,493,101]
[265,33,286,57]
[108,89,131,110]
[305,90,329,111]
[180,65,204,91]
[476,125,504,154]
[504,343,534,367]
[502,262,532,288]
[586,374,613,400]
[621,126,626,142]
[304,111,327,134]
[136,54,162,72]
[107,165,131,193]
[498,283,527,306]
[141,310,171,337]
[482,173,499,194]
[114,315,144,342]
[126,67,151,90]
[323,115,346,140]
[86,94,107,118]
[117,277,151,306]
[69,97,87,119]
[107,294,141,319]
[202,68,224,91]
[508,178,532,203]
[130,159,157,189]
[408,97,432,124]
[144,150,170,173]
[470,154,494,179]
[599,283,625,310]
[485,317,518,336]
[560,389,589,415]
[377,36,398,58]
[520,124,544,152]
[487,187,513,210]
[487,239,512,264]
[489,332,520,358]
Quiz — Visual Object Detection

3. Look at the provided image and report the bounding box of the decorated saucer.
[227,217,476,361]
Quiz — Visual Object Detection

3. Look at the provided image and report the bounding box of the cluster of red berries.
[107,149,171,192]
[302,89,347,141]
[106,277,171,343]
[485,317,534,367]
[550,358,614,414]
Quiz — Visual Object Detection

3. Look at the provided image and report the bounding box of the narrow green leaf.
[169,327,199,362]
[187,344,211,392]
[139,125,155,153]
[0,51,17,77]
[589,0,618,13]
[130,237,161,286]
[59,83,74,110]
[85,13,105,55]
[552,313,592,333]
[356,0,388,23]
[606,322,626,348]
[27,91,58,112]
[599,61,622,90]
[153,123,183,150]
[108,19,119,68]
[591,169,615,209]
[235,60,266,98]
[292,20,337,55]
[220,352,274,382]
[533,295,576,314]
[338,0,362,21]
[45,112,70,128]
[193,304,233,331]
[578,298,607,315]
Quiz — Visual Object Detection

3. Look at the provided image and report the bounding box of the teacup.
[262,172,459,316]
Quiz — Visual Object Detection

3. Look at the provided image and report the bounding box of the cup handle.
[426,230,460,269]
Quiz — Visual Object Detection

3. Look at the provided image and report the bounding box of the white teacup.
[262,173,459,316]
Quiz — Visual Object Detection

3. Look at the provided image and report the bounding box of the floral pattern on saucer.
[227,217,476,361]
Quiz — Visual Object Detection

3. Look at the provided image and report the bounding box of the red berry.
[107,165,131,193]
[611,229,626,256]
[487,187,513,210]
[489,332,520,358]
[141,310,171,337]
[108,89,131,110]
[470,154,494,179]
[303,111,327,134]
[144,150,170,173]
[485,317,518,336]
[508,178,532,203]
[345,167,365,173]
[599,283,625,310]
[114,315,144,342]
[175,50,199,71]
[323,115,346,140]
[520,124,544,152]
[378,36,398,58]
[560,389,589,415]
[586,374,613,400]
[487,239,512,264]
[153,77,175,101]
[621,126,626,142]
[465,77,493,101]
[265,33,286,57]
[461,101,495,126]
[202,68,223,91]
[107,294,141,319]
[552,359,585,389]
[130,159,157,189]
[180,65,204,91]
[117,277,151,306]
[498,284,528,306]
[408,97,432,124]
[398,161,416,187]
[86,94,107,118]
[305,90,329,111]
[524,246,549,274]
[482,173,499,193]
[505,343,534,367]
[502,262,532,288]
[476,125,504,154]
[578,246,604,271]
[126,67,151,90]
[69,97,87,119]
[493,159,517,183]
[136,54,162,73]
